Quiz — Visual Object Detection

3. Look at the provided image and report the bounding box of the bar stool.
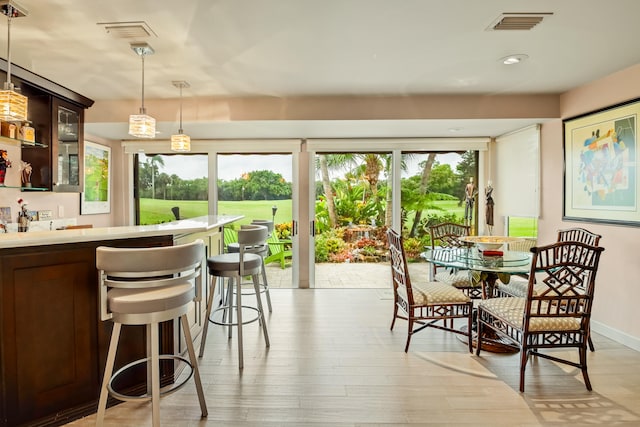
[95,240,207,427]
[199,224,270,369]
[226,219,273,312]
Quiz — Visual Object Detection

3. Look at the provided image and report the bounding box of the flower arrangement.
[16,197,31,218]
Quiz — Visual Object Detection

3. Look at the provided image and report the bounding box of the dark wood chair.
[428,222,481,298]
[497,227,602,351]
[387,228,473,353]
[557,227,601,246]
[476,240,605,392]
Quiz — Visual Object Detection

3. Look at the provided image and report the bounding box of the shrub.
[275,221,292,239]
[403,237,423,260]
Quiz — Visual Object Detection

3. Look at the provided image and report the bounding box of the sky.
[142,152,462,182]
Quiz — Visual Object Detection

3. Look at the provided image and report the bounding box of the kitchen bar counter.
[0,215,242,249]
[0,215,242,427]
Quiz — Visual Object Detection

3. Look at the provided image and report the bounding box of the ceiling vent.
[98,21,157,39]
[487,13,553,31]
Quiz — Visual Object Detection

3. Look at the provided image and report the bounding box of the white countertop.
[0,215,243,249]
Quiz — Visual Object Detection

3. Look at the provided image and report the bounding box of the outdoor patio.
[264,260,431,289]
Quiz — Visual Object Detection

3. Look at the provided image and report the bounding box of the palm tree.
[408,153,437,236]
[316,154,359,228]
[147,155,164,199]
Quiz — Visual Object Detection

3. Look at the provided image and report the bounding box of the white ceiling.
[4,0,640,140]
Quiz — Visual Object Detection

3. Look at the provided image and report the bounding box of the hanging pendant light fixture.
[170,80,191,152]
[128,42,155,138]
[0,0,28,122]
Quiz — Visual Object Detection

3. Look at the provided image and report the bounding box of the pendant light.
[128,42,155,138]
[0,1,28,122]
[170,80,190,152]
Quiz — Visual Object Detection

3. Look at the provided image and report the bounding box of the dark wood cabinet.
[52,98,84,192]
[0,58,93,192]
[0,236,173,427]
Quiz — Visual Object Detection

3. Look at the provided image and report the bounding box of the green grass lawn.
[139,198,537,237]
[139,199,293,226]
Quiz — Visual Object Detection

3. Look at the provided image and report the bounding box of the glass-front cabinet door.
[52,99,83,192]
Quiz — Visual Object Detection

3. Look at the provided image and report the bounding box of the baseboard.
[592,320,640,352]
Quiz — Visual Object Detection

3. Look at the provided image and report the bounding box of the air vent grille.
[98,21,157,39]
[487,13,553,31]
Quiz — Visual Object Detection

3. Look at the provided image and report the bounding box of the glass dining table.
[422,247,532,298]
[421,247,533,352]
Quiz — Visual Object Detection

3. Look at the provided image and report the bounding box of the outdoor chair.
[428,222,481,298]
[496,227,601,351]
[476,240,605,392]
[387,228,473,353]
[223,227,238,253]
[264,232,293,269]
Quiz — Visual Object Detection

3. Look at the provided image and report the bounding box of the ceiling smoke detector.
[487,13,553,31]
[98,21,157,39]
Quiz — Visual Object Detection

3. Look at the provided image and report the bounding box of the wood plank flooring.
[66,289,640,426]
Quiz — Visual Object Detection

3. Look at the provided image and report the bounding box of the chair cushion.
[435,270,479,288]
[397,281,471,305]
[497,277,537,297]
[479,297,581,332]
[497,278,572,298]
[108,283,195,315]
[207,252,262,273]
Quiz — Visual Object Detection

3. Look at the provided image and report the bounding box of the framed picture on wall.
[80,141,111,215]
[563,98,639,226]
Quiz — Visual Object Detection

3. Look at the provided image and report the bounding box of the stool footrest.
[209,305,261,326]
[107,355,194,402]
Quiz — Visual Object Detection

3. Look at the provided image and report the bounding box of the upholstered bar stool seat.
[208,252,263,273]
[95,240,208,427]
[199,224,270,369]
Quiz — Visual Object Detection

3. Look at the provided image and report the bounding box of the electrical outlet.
[58,205,64,218]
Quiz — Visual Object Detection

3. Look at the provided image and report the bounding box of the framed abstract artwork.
[563,98,638,226]
[80,141,111,215]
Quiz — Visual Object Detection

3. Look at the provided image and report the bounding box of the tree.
[408,153,437,237]
[317,154,357,228]
[428,163,457,195]
[242,170,291,200]
[147,155,164,199]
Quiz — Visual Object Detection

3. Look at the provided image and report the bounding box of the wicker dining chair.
[387,228,473,353]
[427,222,481,298]
[476,240,605,392]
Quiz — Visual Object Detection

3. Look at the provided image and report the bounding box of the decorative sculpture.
[0,149,11,186]
[485,181,494,235]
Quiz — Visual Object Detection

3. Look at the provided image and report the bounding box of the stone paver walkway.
[265,261,430,289]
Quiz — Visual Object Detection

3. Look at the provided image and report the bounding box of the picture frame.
[563,98,638,226]
[80,141,111,215]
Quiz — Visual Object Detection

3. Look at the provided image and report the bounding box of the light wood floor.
[67,289,640,426]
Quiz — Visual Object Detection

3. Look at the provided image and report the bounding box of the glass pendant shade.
[171,80,191,152]
[0,85,28,122]
[128,112,156,138]
[171,132,191,152]
[1,4,29,122]
[128,43,155,138]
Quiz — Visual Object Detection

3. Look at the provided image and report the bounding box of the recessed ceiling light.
[500,54,529,65]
